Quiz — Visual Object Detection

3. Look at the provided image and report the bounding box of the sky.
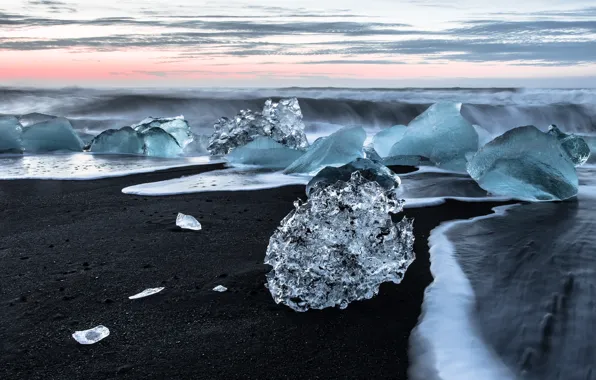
[1,0,596,87]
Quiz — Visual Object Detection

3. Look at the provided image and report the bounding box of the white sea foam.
[122,168,309,195]
[409,205,518,380]
[0,153,223,180]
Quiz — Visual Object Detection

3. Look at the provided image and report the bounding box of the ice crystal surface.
[265,172,415,312]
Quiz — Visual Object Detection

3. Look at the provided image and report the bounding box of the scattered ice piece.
[547,125,590,166]
[72,325,110,345]
[306,158,400,196]
[373,125,407,157]
[265,172,415,312]
[176,212,202,231]
[0,116,23,153]
[213,285,228,292]
[283,126,366,174]
[132,115,194,149]
[388,103,479,172]
[467,125,579,201]
[226,136,304,168]
[208,98,309,155]
[22,117,84,152]
[89,127,145,155]
[128,287,165,299]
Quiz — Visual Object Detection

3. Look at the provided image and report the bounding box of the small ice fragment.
[128,287,165,300]
[72,325,110,345]
[213,285,228,292]
[176,213,202,231]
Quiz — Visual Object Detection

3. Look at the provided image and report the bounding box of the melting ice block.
[547,125,590,166]
[132,116,194,149]
[176,213,202,231]
[89,127,145,155]
[373,125,407,157]
[22,117,84,152]
[0,116,23,153]
[142,127,183,158]
[265,172,415,312]
[467,125,579,201]
[387,103,479,172]
[72,325,110,345]
[208,98,309,155]
[306,158,400,196]
[283,126,366,174]
[226,136,304,168]
[129,287,165,299]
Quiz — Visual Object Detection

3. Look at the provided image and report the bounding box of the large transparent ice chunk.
[132,116,194,149]
[547,125,590,166]
[142,128,183,158]
[283,126,366,174]
[387,103,479,171]
[72,325,110,345]
[306,158,400,196]
[208,98,309,155]
[373,125,407,157]
[89,127,144,155]
[226,137,304,168]
[466,125,579,201]
[0,116,23,153]
[265,172,415,312]
[22,117,84,152]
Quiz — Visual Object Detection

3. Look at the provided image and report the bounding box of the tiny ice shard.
[283,126,366,174]
[306,158,400,196]
[72,325,110,345]
[128,287,165,300]
[265,172,415,312]
[213,285,228,292]
[176,213,202,231]
[131,116,194,150]
[547,125,590,166]
[372,125,407,157]
[387,103,478,172]
[467,125,579,201]
[226,136,304,168]
[208,98,309,155]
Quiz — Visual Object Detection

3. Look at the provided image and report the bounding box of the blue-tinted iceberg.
[547,125,590,166]
[22,117,84,152]
[208,98,309,155]
[226,137,304,169]
[387,103,479,172]
[142,127,183,158]
[89,127,144,155]
[18,113,56,127]
[283,126,366,174]
[373,125,407,157]
[306,158,400,196]
[132,116,194,149]
[467,125,579,201]
[0,116,23,153]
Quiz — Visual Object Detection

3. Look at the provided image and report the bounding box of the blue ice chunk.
[142,127,183,158]
[467,125,578,201]
[132,116,194,149]
[373,125,407,157]
[89,127,144,155]
[0,116,23,153]
[22,117,83,152]
[283,126,366,174]
[226,137,304,169]
[306,158,400,196]
[547,125,590,166]
[388,103,478,172]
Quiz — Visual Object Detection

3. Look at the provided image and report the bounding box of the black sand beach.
[0,164,508,380]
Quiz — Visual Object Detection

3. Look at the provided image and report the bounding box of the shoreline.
[1,165,511,379]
